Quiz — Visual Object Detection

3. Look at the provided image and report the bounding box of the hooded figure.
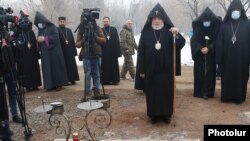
[34,12,67,91]
[216,0,250,104]
[191,7,222,99]
[135,3,186,123]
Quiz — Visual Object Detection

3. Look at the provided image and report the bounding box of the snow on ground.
[75,35,194,67]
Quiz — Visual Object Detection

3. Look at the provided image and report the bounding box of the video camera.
[75,8,101,59]
[0,7,18,38]
[81,8,100,23]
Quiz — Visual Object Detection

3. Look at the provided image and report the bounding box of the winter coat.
[120,25,138,56]
[76,28,106,59]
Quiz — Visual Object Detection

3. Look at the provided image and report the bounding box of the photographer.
[75,9,106,102]
[0,39,15,141]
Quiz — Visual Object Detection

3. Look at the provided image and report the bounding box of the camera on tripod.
[81,8,100,23]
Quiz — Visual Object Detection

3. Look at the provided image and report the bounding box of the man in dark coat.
[18,17,41,91]
[191,7,222,100]
[0,39,14,141]
[58,16,79,85]
[34,12,68,91]
[135,3,186,123]
[101,16,121,85]
[216,0,250,104]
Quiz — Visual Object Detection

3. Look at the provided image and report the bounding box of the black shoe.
[46,87,56,91]
[26,87,31,92]
[56,86,62,91]
[93,89,101,97]
[80,95,92,102]
[32,87,39,91]
[71,81,76,85]
[80,97,86,102]
[64,83,70,86]
[203,96,209,100]
[163,117,171,124]
[150,117,157,124]
[12,116,22,123]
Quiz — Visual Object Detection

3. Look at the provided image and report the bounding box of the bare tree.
[177,0,202,20]
[216,0,250,13]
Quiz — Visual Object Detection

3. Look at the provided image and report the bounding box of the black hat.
[141,3,174,31]
[192,7,222,30]
[224,0,247,22]
[34,11,53,26]
[58,16,66,20]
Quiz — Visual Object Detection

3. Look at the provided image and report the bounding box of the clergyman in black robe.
[191,7,221,99]
[18,21,42,91]
[101,16,121,85]
[135,3,186,123]
[58,17,79,85]
[216,0,250,104]
[34,12,68,91]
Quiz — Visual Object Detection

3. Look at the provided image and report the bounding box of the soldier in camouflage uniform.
[120,20,138,79]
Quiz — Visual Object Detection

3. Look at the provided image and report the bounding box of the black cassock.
[135,3,185,119]
[58,27,79,83]
[137,28,185,118]
[35,12,68,90]
[19,30,42,89]
[101,26,121,85]
[216,0,250,103]
[191,7,221,98]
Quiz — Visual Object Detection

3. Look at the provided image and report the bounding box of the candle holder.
[34,95,112,141]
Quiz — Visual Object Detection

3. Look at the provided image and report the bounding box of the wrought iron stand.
[34,96,112,141]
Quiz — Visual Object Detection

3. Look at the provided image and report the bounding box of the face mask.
[203,21,211,28]
[38,23,45,29]
[231,10,241,20]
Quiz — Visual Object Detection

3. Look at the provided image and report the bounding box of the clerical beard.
[151,23,164,30]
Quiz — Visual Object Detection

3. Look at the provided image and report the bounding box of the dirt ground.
[9,66,250,141]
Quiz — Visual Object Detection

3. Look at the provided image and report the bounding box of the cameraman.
[76,16,106,102]
[0,39,15,141]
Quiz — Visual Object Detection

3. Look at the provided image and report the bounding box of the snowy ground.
[75,35,193,66]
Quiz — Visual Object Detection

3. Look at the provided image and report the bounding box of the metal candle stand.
[34,95,112,141]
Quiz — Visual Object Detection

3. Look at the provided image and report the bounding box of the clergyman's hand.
[37,36,45,43]
[201,47,209,55]
[1,39,7,48]
[169,27,179,35]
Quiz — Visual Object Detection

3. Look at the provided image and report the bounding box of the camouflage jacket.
[120,25,138,56]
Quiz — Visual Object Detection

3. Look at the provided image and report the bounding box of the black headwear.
[192,7,222,30]
[58,16,66,20]
[34,11,53,27]
[223,0,247,22]
[142,3,174,31]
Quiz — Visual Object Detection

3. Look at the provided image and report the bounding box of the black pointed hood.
[142,3,174,31]
[192,7,222,30]
[224,0,247,22]
[34,11,53,27]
